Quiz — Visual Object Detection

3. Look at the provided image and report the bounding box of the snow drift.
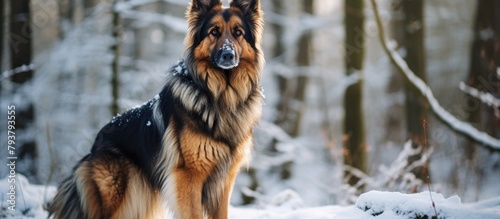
[1,174,499,219]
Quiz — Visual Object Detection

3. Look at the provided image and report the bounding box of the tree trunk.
[400,0,429,183]
[403,0,427,145]
[343,0,367,187]
[110,1,121,116]
[291,0,313,137]
[9,0,37,180]
[57,0,73,39]
[274,0,313,138]
[84,0,101,13]
[384,0,405,143]
[457,0,500,192]
[273,0,289,131]
[465,0,500,155]
[1,0,4,74]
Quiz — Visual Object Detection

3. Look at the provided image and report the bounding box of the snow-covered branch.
[0,64,35,81]
[459,82,500,109]
[370,0,500,150]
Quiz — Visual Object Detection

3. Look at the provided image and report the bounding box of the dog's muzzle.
[215,39,239,69]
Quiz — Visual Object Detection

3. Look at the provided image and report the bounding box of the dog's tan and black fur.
[48,0,264,218]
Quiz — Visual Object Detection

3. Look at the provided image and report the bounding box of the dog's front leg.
[174,168,204,219]
[209,163,241,219]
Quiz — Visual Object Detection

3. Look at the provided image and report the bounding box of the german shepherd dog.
[48,0,264,218]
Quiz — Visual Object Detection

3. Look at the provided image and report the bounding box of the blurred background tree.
[8,0,37,180]
[343,0,367,188]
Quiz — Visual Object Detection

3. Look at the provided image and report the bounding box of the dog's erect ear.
[189,0,222,14]
[230,0,260,17]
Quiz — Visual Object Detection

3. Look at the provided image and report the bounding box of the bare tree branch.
[459,82,500,109]
[369,0,500,150]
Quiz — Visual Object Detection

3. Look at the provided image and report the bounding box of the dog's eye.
[234,30,243,37]
[210,29,220,36]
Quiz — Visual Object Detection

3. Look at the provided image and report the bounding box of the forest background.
[1,0,499,209]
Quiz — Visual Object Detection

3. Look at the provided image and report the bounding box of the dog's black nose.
[215,39,239,69]
[216,49,238,69]
[221,50,235,61]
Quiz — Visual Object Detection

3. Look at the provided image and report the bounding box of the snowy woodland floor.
[1,174,500,219]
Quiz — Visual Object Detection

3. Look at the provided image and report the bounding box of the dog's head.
[185,0,263,70]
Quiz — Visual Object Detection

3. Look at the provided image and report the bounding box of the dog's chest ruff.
[166,60,263,147]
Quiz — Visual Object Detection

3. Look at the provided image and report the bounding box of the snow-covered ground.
[1,174,499,219]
